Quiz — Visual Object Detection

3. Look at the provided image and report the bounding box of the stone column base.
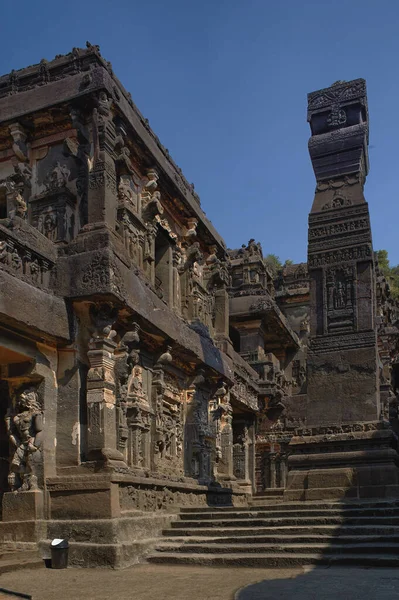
[2,490,44,521]
[284,425,399,501]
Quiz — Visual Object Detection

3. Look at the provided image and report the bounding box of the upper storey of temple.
[0,43,225,252]
[307,79,369,183]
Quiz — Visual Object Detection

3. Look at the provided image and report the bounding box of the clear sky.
[1,0,398,264]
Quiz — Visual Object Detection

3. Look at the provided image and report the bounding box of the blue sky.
[1,0,398,264]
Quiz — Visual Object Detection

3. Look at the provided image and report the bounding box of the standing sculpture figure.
[5,387,43,491]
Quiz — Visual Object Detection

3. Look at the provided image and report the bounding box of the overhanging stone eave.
[68,269,236,385]
[0,270,70,343]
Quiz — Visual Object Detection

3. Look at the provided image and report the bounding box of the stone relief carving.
[44,162,70,191]
[321,195,352,211]
[118,175,137,211]
[308,244,372,268]
[5,386,43,491]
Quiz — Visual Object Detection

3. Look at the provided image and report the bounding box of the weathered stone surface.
[0,49,398,570]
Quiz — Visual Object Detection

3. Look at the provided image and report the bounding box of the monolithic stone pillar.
[285,79,399,501]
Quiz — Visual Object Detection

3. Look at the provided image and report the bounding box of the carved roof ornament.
[86,41,101,55]
[39,59,50,85]
[8,69,18,94]
[228,239,263,260]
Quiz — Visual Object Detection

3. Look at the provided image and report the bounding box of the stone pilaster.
[86,304,125,465]
[214,383,235,483]
[87,92,117,230]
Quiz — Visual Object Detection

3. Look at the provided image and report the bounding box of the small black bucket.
[50,539,69,569]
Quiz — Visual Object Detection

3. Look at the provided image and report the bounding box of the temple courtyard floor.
[1,564,399,599]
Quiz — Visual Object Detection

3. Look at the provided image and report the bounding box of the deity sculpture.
[5,387,43,491]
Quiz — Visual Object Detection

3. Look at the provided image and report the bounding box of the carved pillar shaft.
[217,394,235,482]
[270,454,277,489]
[87,337,119,457]
[214,288,229,337]
[87,98,117,229]
[280,454,287,488]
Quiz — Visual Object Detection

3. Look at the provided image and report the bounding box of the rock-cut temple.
[0,44,399,568]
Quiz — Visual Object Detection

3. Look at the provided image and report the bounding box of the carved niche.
[31,168,77,244]
[325,266,355,333]
[179,242,214,332]
[116,170,146,268]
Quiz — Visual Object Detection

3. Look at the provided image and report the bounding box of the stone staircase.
[147,499,399,567]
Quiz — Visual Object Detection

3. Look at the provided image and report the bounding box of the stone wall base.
[2,491,44,521]
[284,427,399,501]
[1,473,248,567]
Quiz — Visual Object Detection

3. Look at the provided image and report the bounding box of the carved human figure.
[30,259,40,283]
[118,176,137,210]
[334,280,346,309]
[5,387,43,491]
[11,249,22,272]
[15,192,27,219]
[43,212,57,241]
[45,162,70,191]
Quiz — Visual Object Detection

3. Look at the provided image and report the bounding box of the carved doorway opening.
[0,341,36,516]
[0,380,11,518]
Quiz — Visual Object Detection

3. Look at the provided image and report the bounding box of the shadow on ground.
[235,566,399,600]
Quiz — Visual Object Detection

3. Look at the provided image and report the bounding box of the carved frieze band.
[308,233,372,253]
[0,230,53,288]
[309,204,369,225]
[309,331,376,353]
[309,217,369,240]
[308,244,372,269]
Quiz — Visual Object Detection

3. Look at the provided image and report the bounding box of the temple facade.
[0,46,398,567]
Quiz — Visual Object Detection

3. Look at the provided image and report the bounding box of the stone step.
[164,525,399,537]
[180,500,399,513]
[0,549,43,574]
[146,552,399,568]
[160,533,399,545]
[155,541,399,555]
[247,498,286,506]
[177,507,399,520]
[250,489,285,498]
[171,516,399,528]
